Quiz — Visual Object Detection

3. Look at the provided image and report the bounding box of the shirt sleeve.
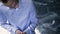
[24,3,38,34]
[0,12,18,33]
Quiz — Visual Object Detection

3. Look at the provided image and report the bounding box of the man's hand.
[16,30,22,34]
[16,30,26,34]
[22,32,26,34]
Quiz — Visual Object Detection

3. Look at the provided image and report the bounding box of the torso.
[0,0,32,31]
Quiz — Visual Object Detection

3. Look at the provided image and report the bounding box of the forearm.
[23,22,38,34]
[0,23,18,33]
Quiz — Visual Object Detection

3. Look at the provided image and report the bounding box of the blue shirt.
[0,0,38,34]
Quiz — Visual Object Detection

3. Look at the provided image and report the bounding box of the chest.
[0,5,30,20]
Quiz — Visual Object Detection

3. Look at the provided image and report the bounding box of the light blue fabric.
[0,0,38,34]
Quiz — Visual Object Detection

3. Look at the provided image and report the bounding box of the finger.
[20,32,23,34]
[22,32,26,34]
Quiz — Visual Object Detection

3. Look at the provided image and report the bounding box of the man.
[0,0,38,34]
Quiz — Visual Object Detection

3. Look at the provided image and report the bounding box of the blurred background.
[33,0,60,34]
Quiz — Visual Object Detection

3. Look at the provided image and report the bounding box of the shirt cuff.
[24,27,31,34]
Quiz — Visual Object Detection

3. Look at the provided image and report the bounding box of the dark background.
[33,0,60,34]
